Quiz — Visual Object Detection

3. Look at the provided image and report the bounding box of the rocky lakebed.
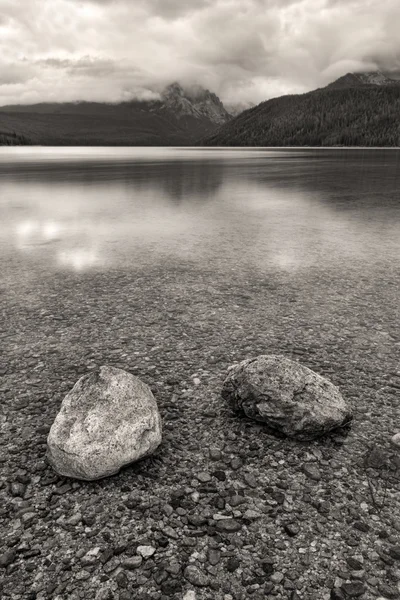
[1,261,400,600]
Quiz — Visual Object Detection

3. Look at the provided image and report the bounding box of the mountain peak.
[160,82,231,125]
[327,71,398,89]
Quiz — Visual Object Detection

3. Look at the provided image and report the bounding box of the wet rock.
[47,366,162,480]
[222,355,352,440]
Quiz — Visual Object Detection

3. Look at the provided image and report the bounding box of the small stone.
[216,519,242,533]
[229,495,245,507]
[243,509,261,520]
[341,582,365,597]
[261,559,274,576]
[22,512,36,524]
[188,515,207,527]
[226,557,240,572]
[162,526,179,539]
[347,558,363,571]
[353,521,369,533]
[243,473,257,488]
[115,572,128,589]
[208,549,221,566]
[183,592,197,600]
[122,556,142,570]
[391,433,400,448]
[231,458,243,470]
[388,546,400,560]
[137,545,156,559]
[10,482,26,497]
[196,472,211,483]
[213,470,226,481]
[303,464,321,481]
[210,448,222,461]
[331,589,346,600]
[284,523,300,537]
[0,550,17,568]
[271,572,284,584]
[184,565,209,587]
[378,583,399,599]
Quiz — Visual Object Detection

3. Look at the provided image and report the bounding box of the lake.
[1,146,400,407]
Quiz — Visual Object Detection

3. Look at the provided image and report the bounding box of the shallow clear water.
[1,147,400,278]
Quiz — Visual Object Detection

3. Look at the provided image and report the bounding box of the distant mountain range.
[202,72,400,147]
[1,72,400,147]
[0,83,232,146]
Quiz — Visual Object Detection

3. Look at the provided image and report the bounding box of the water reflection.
[1,147,400,274]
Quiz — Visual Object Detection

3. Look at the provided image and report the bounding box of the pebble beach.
[1,255,400,600]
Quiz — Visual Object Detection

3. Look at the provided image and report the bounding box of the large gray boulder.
[222,355,352,441]
[47,366,162,480]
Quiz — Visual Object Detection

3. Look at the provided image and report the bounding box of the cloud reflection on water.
[1,148,400,274]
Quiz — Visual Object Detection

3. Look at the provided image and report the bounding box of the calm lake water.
[1,147,400,393]
[1,147,400,278]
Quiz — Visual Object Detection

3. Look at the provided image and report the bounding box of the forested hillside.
[202,85,400,147]
[0,83,231,146]
[0,130,31,145]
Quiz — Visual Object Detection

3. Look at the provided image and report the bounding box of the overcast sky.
[0,0,399,106]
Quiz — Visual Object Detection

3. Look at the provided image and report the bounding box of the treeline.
[202,85,400,147]
[0,131,31,146]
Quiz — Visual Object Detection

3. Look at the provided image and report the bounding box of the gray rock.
[0,550,17,568]
[391,432,400,448]
[184,565,209,587]
[137,545,156,559]
[122,556,142,570]
[303,464,321,481]
[215,519,242,533]
[341,582,365,597]
[47,365,162,480]
[222,355,352,440]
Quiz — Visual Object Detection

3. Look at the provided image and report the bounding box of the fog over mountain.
[0,0,399,107]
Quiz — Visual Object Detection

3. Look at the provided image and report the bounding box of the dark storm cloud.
[0,0,399,105]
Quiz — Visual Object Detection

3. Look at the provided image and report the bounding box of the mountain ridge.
[0,82,232,146]
[2,72,400,146]
[201,72,400,147]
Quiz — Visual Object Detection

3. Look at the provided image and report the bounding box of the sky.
[0,0,399,106]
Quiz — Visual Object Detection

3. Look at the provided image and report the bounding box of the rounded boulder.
[47,365,162,480]
[222,355,352,441]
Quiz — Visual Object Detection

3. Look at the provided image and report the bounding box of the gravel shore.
[1,260,399,599]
